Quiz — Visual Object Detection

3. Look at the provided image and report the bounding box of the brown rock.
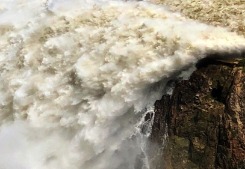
[150,58,245,169]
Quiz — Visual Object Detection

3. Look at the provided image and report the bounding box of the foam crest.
[0,0,245,169]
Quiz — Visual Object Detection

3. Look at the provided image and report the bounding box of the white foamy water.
[0,0,245,169]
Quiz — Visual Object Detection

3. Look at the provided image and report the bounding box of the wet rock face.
[151,59,245,169]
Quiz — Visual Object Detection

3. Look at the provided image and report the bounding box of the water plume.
[0,0,245,169]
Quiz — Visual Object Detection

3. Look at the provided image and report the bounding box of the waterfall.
[0,0,245,169]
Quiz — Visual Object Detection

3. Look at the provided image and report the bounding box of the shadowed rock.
[150,57,245,169]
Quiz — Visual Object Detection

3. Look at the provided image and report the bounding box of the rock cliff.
[150,58,245,169]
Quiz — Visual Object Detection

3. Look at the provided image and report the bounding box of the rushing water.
[0,0,245,169]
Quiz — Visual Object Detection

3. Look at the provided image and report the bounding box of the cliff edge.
[150,58,245,169]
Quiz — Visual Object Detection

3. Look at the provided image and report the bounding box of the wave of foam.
[0,0,245,169]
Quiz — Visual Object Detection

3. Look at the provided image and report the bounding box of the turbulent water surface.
[0,0,245,169]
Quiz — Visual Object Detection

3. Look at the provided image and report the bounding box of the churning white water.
[0,0,245,169]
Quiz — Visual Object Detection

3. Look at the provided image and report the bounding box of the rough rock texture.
[150,58,245,169]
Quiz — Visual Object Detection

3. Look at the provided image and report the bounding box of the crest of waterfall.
[0,0,245,169]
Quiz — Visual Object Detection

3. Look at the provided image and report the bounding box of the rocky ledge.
[150,58,245,169]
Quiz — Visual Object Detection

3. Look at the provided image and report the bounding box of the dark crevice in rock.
[211,81,224,103]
